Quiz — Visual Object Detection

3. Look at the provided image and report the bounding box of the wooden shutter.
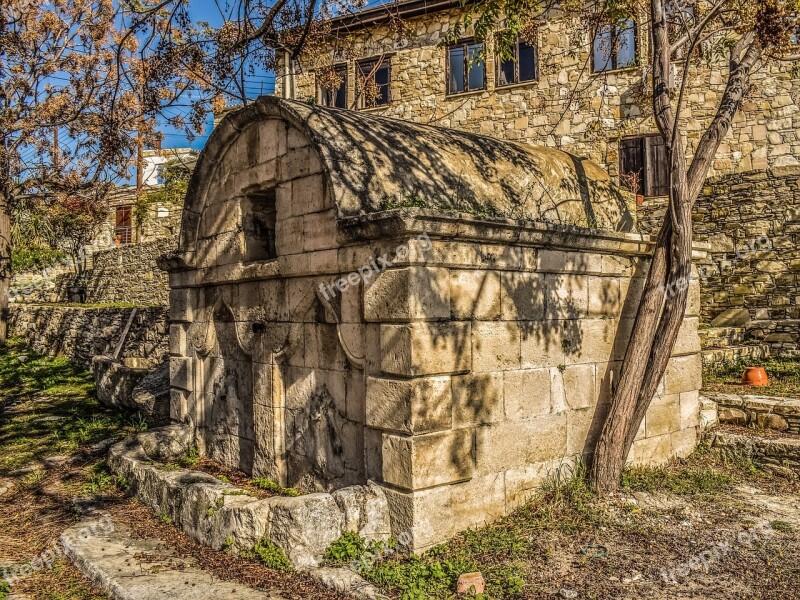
[619,137,644,196]
[644,135,669,197]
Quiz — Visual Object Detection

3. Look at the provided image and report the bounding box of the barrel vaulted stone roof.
[181,96,634,252]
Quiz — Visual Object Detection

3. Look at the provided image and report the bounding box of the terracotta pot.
[741,366,769,387]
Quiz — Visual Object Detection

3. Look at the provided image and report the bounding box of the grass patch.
[241,539,293,572]
[771,520,795,533]
[357,463,597,599]
[621,463,731,495]
[0,339,142,473]
[251,477,302,497]
[83,462,127,495]
[704,356,800,398]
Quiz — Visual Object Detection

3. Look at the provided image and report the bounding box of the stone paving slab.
[61,520,285,600]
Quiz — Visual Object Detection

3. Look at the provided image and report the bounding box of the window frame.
[114,204,133,245]
[496,35,539,88]
[356,56,392,109]
[592,18,639,74]
[317,63,348,109]
[619,134,670,199]
[446,38,487,96]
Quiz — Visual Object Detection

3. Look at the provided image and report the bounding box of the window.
[241,190,277,261]
[497,37,538,87]
[357,58,391,108]
[115,205,132,245]
[318,64,348,108]
[619,136,669,198]
[592,19,637,73]
[447,40,486,94]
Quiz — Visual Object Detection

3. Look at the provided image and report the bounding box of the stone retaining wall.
[707,429,800,476]
[638,167,800,334]
[708,391,800,435]
[11,238,174,306]
[9,304,169,368]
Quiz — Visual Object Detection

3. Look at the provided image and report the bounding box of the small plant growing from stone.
[323,531,366,566]
[241,539,292,572]
[159,513,172,525]
[222,536,236,552]
[206,496,224,518]
[179,445,200,468]
[252,477,301,497]
[557,364,567,373]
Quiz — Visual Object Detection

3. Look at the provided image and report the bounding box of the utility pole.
[53,127,60,171]
[136,125,143,196]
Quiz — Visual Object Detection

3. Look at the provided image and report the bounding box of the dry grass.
[358,448,800,600]
[704,356,800,398]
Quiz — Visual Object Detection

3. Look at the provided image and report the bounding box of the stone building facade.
[275,0,800,329]
[278,1,800,181]
[162,96,704,550]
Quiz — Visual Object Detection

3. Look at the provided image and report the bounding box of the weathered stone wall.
[11,238,174,306]
[639,167,800,354]
[171,101,704,551]
[360,234,703,550]
[9,305,169,368]
[283,7,800,180]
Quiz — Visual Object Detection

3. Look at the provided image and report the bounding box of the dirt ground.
[2,341,800,600]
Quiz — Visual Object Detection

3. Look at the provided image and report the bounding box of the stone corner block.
[366,376,452,434]
[364,267,450,322]
[266,493,344,569]
[380,322,472,377]
[331,481,392,542]
[381,430,475,491]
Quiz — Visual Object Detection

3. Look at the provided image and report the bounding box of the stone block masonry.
[11,238,174,307]
[9,305,169,368]
[165,96,706,553]
[284,6,800,181]
[639,167,800,356]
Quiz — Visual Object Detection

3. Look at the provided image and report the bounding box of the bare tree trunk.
[0,188,10,346]
[590,0,762,493]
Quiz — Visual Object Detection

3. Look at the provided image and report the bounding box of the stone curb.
[706,430,800,475]
[706,391,800,433]
[311,567,389,599]
[107,426,391,576]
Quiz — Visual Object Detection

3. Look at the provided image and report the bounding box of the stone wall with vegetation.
[9,305,169,368]
[285,7,800,180]
[639,167,800,355]
[11,238,174,306]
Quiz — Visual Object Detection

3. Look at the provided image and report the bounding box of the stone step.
[704,391,800,434]
[61,518,285,600]
[701,344,771,366]
[699,326,748,349]
[706,429,800,477]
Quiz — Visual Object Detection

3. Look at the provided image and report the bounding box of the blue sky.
[158,0,277,153]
